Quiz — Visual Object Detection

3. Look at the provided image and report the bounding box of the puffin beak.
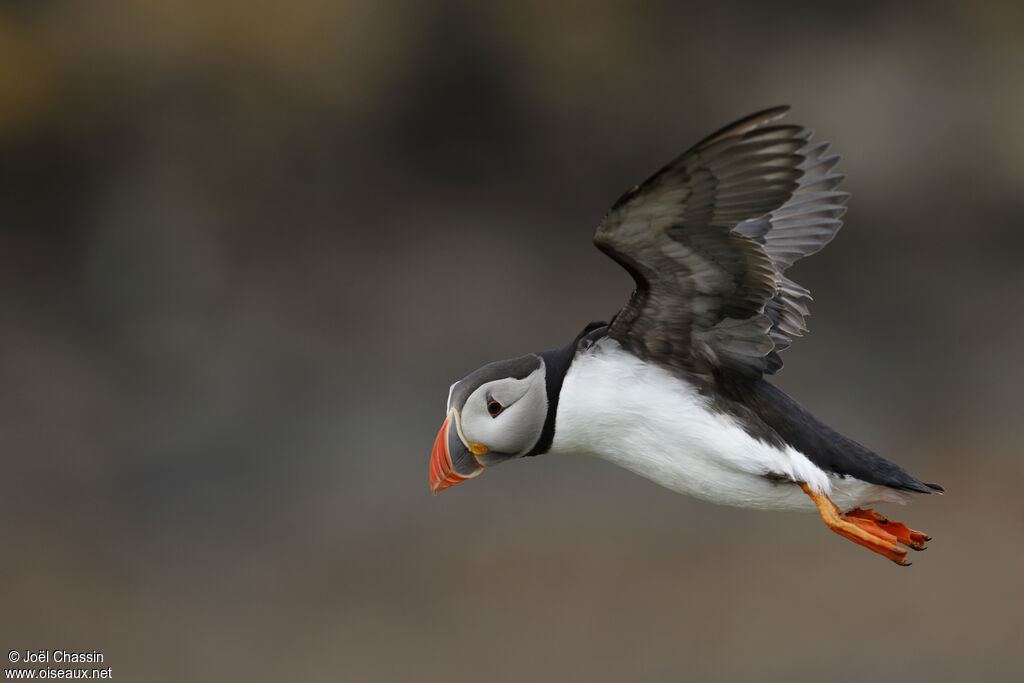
[430,409,485,494]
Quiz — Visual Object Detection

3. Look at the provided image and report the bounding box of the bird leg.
[800,483,930,565]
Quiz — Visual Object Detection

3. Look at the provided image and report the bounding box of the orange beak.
[430,410,484,494]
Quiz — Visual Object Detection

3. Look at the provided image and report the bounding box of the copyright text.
[5,650,111,679]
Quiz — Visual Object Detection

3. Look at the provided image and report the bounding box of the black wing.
[594,107,848,379]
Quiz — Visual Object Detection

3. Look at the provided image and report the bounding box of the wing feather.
[595,107,848,378]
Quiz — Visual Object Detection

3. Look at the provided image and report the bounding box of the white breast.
[549,338,905,512]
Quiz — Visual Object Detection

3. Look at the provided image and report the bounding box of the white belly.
[548,339,906,512]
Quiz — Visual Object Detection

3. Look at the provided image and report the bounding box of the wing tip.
[758,104,792,119]
[694,105,793,150]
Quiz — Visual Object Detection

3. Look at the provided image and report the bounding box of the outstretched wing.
[594,107,848,379]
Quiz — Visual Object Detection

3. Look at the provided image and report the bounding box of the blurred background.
[2,1,1022,680]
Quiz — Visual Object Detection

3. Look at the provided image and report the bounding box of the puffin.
[429,106,942,565]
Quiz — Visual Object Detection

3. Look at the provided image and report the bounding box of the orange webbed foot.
[846,507,930,551]
[800,484,932,566]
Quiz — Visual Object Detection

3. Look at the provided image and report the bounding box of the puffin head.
[430,353,550,494]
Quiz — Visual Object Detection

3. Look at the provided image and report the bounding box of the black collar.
[526,321,608,456]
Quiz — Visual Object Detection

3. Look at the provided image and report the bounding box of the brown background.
[2,1,1022,681]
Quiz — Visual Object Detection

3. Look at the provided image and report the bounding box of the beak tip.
[429,477,455,496]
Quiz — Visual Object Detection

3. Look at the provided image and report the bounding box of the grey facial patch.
[448,354,543,412]
[457,366,548,457]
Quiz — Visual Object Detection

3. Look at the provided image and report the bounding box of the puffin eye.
[485,393,505,418]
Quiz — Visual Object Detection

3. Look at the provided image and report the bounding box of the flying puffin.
[429,107,942,565]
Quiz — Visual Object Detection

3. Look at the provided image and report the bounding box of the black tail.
[746,380,943,493]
